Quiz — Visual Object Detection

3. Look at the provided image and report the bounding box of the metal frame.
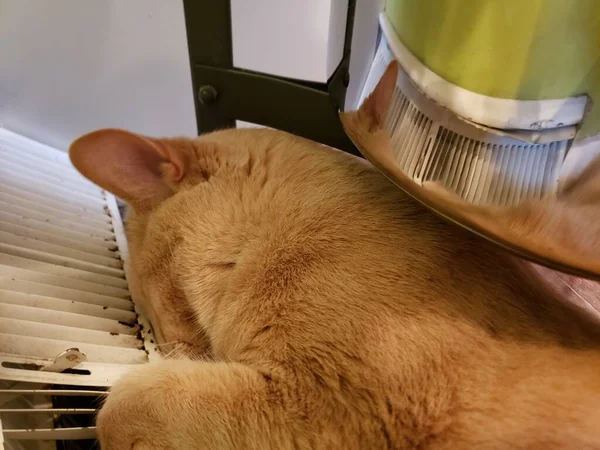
[182,0,360,156]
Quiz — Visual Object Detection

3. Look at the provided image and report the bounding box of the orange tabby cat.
[70,67,600,449]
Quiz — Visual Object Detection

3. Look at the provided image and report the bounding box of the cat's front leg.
[96,360,289,450]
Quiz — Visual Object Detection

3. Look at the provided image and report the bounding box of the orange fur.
[70,82,600,450]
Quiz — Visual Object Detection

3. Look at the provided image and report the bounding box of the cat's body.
[70,124,600,449]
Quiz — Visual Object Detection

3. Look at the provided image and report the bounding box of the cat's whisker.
[161,343,186,359]
[155,340,184,348]
[187,327,208,342]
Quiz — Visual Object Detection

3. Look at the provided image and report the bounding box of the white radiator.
[0,128,156,449]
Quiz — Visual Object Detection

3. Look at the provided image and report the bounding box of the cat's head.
[69,126,341,357]
[69,128,277,356]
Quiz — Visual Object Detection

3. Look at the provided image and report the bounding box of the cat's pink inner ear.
[363,61,399,128]
[69,129,185,209]
[154,140,187,182]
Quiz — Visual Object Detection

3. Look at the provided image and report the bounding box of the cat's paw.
[96,362,182,450]
[96,359,268,450]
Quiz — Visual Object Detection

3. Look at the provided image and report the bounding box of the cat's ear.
[362,60,399,130]
[69,128,188,210]
[343,61,398,129]
[340,61,398,150]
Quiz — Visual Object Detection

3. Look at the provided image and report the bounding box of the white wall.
[0,0,197,150]
[231,0,348,83]
[230,0,383,108]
